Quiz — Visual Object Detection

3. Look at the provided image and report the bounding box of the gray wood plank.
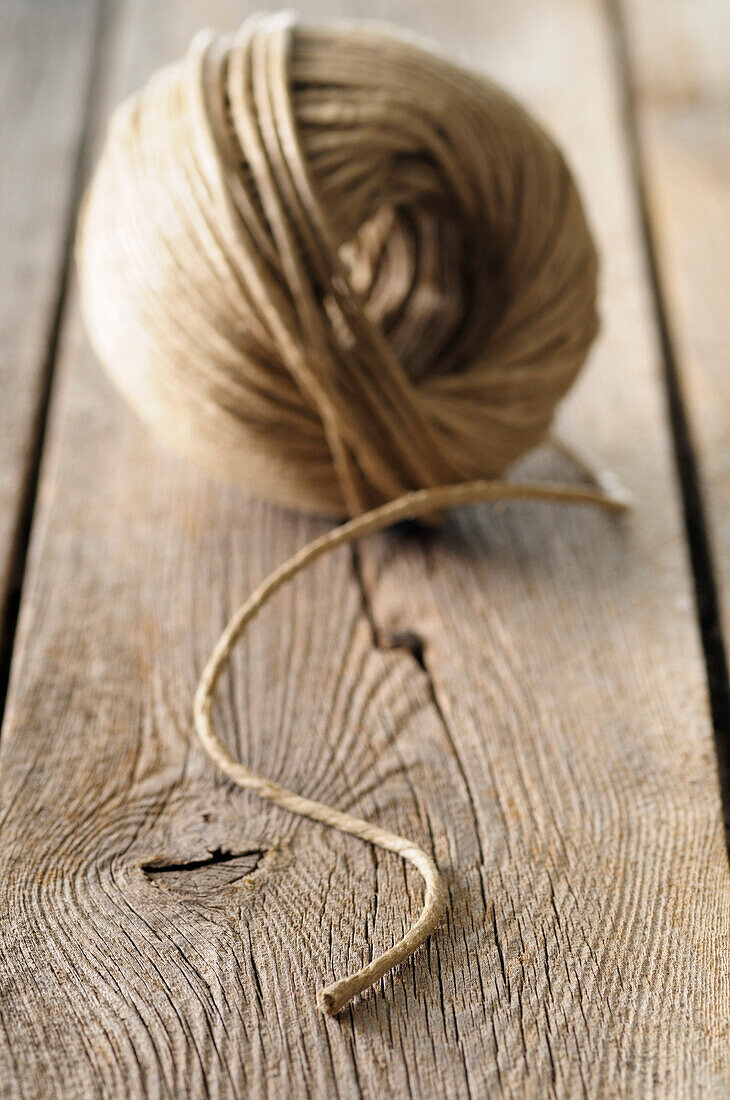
[615,0,730,762]
[357,1,730,1091]
[0,0,727,1096]
[0,0,101,689]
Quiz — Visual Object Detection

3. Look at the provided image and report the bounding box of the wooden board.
[615,0,730,750]
[0,0,101,694]
[0,0,728,1096]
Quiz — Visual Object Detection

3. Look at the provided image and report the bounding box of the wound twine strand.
[78,11,599,517]
[77,12,626,1014]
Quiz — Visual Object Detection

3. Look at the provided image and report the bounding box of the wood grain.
[0,0,728,1097]
[615,0,730,713]
[0,0,100,685]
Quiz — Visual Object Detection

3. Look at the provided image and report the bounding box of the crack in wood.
[142,847,266,878]
[352,540,489,872]
[351,541,427,665]
[375,629,427,666]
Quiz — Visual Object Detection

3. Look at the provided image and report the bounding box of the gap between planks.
[2,0,729,850]
[604,0,730,844]
[2,0,729,832]
[0,0,728,1094]
[0,0,110,726]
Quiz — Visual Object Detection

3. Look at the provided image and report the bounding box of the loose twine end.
[194,471,629,1016]
[317,988,339,1016]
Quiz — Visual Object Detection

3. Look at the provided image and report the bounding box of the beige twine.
[77,12,626,1014]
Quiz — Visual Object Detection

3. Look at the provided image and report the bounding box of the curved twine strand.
[194,473,630,1015]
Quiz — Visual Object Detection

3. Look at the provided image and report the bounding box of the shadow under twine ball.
[77,12,598,519]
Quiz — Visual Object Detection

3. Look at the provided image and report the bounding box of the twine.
[78,12,599,516]
[76,13,621,1014]
[195,473,628,1014]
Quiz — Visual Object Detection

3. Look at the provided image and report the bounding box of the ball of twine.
[77,13,625,1016]
[78,11,599,518]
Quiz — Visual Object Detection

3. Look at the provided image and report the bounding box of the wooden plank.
[0,0,101,688]
[355,3,730,1092]
[614,0,730,704]
[0,1,728,1098]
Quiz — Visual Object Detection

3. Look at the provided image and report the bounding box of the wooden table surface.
[1,0,728,1096]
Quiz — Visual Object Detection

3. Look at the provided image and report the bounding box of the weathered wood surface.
[616,0,730,649]
[0,0,728,1097]
[0,0,100,686]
